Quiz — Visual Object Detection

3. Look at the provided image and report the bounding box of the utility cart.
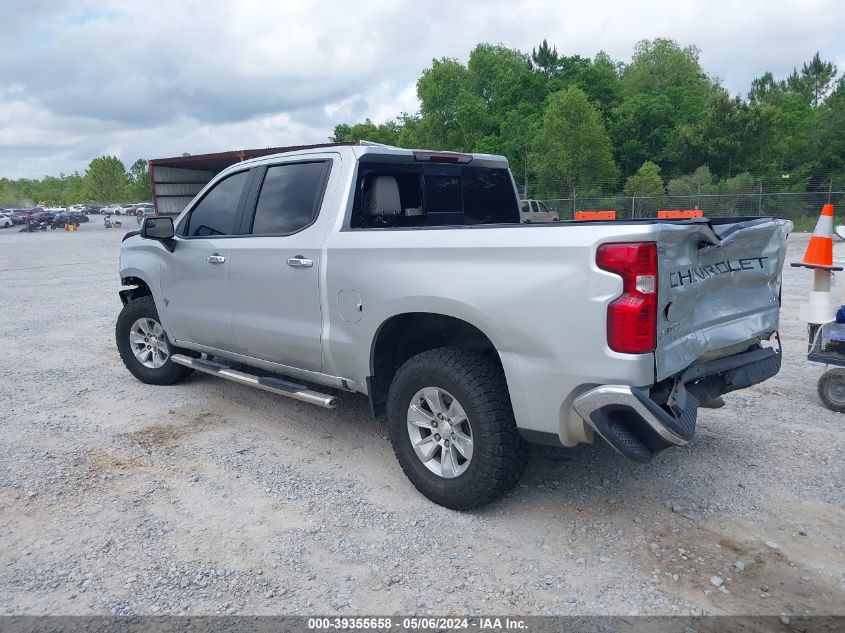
[809,321,845,411]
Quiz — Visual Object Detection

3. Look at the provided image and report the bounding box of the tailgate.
[655,217,792,381]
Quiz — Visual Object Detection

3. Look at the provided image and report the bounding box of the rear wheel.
[387,348,527,510]
[818,368,845,412]
[116,296,193,385]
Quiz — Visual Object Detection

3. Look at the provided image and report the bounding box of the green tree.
[611,93,675,175]
[531,39,560,79]
[667,165,714,196]
[573,51,621,123]
[129,158,151,201]
[623,161,665,196]
[614,38,715,175]
[623,160,666,217]
[810,78,845,185]
[784,68,813,105]
[330,118,402,145]
[666,90,752,177]
[802,52,838,107]
[415,58,490,150]
[533,87,618,193]
[749,72,782,104]
[395,112,424,148]
[621,39,711,100]
[474,103,542,191]
[468,44,544,118]
[85,156,129,202]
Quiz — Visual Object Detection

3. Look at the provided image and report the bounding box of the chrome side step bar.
[170,354,338,409]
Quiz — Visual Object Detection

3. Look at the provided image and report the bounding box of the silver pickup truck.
[117,144,791,509]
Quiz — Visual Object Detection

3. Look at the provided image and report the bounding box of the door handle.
[206,254,226,264]
[287,256,313,268]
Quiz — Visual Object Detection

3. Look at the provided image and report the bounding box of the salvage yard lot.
[0,223,842,616]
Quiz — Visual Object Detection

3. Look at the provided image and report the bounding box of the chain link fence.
[530,191,844,224]
[517,170,845,229]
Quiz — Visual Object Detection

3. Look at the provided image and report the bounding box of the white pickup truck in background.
[116,144,791,509]
[521,198,560,222]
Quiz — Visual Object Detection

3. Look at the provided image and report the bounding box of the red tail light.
[596,242,658,354]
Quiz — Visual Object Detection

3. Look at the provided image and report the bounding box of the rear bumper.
[573,344,782,462]
[573,385,696,461]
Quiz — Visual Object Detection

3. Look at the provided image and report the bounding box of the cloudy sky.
[1,0,844,179]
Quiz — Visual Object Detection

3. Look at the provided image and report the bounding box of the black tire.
[818,368,845,412]
[116,296,193,385]
[387,348,527,510]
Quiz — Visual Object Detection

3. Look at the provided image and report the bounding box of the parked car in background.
[35,213,58,224]
[51,212,90,228]
[69,204,98,215]
[11,209,32,223]
[0,212,14,228]
[135,206,155,225]
[102,204,122,215]
[521,199,559,222]
[9,208,40,223]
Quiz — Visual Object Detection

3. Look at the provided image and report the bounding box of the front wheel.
[116,296,193,385]
[387,348,527,510]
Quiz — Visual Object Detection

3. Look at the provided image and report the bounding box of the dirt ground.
[0,220,842,617]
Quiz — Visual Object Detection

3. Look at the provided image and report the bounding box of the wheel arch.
[367,311,509,417]
[119,275,154,305]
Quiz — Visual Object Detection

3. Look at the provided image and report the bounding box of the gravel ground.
[0,221,843,617]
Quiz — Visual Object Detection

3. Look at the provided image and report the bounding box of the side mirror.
[141,216,174,240]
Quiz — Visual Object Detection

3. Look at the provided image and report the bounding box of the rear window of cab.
[350,162,520,228]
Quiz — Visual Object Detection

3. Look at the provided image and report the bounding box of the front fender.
[119,236,169,332]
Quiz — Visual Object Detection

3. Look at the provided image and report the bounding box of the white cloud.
[0,0,843,178]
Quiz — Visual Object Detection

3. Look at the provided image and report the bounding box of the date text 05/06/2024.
[307,617,527,630]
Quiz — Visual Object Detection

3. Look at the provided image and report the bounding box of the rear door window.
[250,161,328,235]
[184,170,250,237]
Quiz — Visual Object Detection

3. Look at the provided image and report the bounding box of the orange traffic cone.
[792,204,840,270]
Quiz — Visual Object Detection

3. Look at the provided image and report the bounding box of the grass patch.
[788,217,821,232]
